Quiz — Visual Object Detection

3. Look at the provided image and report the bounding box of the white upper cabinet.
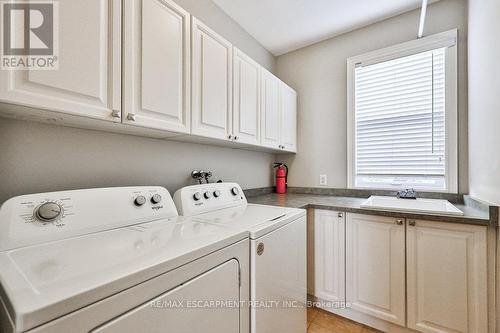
[406,219,488,333]
[0,0,121,121]
[311,210,345,306]
[232,48,260,145]
[191,18,232,140]
[260,69,281,149]
[346,213,406,326]
[280,84,297,152]
[123,0,190,133]
[0,1,297,152]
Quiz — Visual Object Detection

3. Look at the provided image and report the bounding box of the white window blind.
[354,48,446,189]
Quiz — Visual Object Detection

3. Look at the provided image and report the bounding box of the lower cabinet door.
[91,259,241,333]
[311,210,345,307]
[406,219,488,333]
[346,213,406,326]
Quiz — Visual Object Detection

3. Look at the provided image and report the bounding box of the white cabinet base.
[406,220,488,333]
[346,214,406,326]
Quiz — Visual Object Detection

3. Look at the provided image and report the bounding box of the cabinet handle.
[338,212,344,218]
[127,113,136,121]
[234,136,238,140]
[396,219,404,225]
[409,220,416,226]
[228,135,233,140]
[111,110,121,118]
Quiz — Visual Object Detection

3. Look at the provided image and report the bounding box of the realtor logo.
[1,1,58,70]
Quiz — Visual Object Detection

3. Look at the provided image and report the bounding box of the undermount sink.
[360,196,464,216]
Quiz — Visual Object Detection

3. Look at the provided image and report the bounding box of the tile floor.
[307,307,382,333]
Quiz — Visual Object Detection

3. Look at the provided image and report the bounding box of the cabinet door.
[260,69,281,149]
[280,84,297,152]
[407,220,487,333]
[0,0,121,121]
[123,0,190,133]
[232,48,260,145]
[312,210,345,307]
[346,214,405,326]
[191,18,232,140]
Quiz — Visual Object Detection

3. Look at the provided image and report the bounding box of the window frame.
[347,29,458,193]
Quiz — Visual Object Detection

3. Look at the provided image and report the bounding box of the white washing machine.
[0,187,250,333]
[174,183,307,333]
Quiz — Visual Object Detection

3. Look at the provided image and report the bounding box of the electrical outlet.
[319,174,327,186]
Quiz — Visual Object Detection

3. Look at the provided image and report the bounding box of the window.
[347,30,458,192]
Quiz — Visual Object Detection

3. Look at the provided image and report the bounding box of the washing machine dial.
[151,194,162,204]
[134,195,147,206]
[193,192,202,201]
[35,202,63,222]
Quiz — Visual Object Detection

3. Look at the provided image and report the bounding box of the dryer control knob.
[193,192,202,201]
[231,187,240,196]
[204,191,212,199]
[36,202,62,222]
[213,190,221,198]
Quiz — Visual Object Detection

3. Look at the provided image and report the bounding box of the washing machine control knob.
[134,195,147,206]
[193,192,202,201]
[151,194,162,204]
[36,202,62,222]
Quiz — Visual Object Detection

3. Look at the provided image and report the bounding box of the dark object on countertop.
[397,188,417,199]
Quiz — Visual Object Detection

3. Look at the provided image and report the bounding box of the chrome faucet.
[191,170,213,184]
[397,188,417,199]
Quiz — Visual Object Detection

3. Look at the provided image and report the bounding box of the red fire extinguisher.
[273,163,288,194]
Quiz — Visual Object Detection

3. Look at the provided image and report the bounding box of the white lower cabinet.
[406,219,488,333]
[346,213,406,326]
[310,212,490,333]
[310,210,345,305]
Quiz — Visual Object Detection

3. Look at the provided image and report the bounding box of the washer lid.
[191,204,306,239]
[0,186,179,251]
[0,217,248,332]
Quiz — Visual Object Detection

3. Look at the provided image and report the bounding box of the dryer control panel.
[0,186,179,251]
[173,182,247,216]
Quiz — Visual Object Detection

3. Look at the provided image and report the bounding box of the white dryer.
[0,187,250,333]
[174,183,307,333]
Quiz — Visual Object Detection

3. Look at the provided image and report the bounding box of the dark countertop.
[247,193,495,226]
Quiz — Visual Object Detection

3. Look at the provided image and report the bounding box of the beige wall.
[275,0,468,193]
[468,0,500,206]
[0,118,275,204]
[0,0,277,204]
[467,1,500,329]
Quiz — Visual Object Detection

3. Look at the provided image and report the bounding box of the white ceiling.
[212,0,435,56]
